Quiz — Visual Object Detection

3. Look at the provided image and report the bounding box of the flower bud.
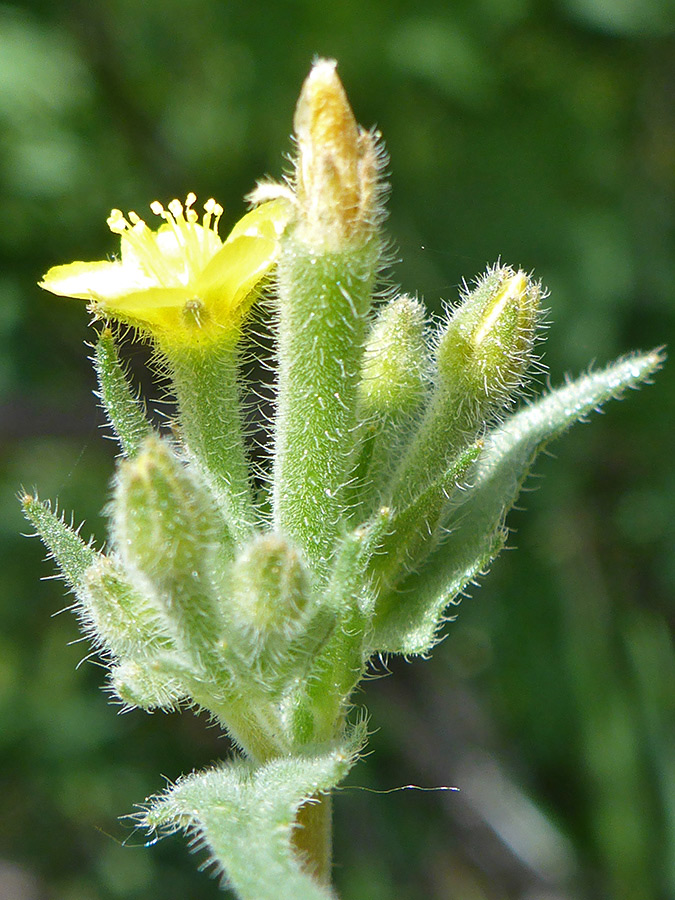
[80,556,173,660]
[112,436,224,656]
[111,659,186,711]
[229,534,310,641]
[358,295,428,419]
[388,266,541,507]
[293,59,381,248]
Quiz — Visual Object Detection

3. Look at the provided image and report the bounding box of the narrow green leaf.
[94,328,153,457]
[372,350,665,655]
[21,494,97,588]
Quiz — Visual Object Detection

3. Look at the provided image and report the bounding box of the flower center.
[107,193,225,287]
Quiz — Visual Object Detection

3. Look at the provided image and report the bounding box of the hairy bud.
[229,534,310,640]
[436,266,541,409]
[358,295,428,419]
[112,436,224,658]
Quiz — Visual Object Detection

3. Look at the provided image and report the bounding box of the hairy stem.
[160,337,255,545]
[293,794,333,887]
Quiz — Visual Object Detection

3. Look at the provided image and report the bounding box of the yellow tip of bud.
[293,59,381,248]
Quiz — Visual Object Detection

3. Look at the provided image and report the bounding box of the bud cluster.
[24,57,663,900]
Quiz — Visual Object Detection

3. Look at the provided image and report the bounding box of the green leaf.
[21,494,97,588]
[372,350,664,655]
[141,732,364,900]
[94,328,153,457]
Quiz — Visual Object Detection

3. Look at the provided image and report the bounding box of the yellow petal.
[40,260,153,300]
[225,198,293,244]
[197,233,278,314]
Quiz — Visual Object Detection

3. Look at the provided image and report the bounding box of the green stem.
[160,337,255,545]
[292,793,333,886]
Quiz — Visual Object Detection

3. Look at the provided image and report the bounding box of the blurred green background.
[0,1,673,898]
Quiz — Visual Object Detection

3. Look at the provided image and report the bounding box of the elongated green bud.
[273,59,385,567]
[350,295,430,517]
[389,265,540,507]
[112,437,224,660]
[358,295,428,418]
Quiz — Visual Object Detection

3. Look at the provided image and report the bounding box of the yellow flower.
[40,194,291,346]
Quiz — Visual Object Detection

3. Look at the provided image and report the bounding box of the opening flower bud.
[293,58,381,248]
[436,265,541,410]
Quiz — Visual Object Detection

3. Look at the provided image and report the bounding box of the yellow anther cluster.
[41,194,293,346]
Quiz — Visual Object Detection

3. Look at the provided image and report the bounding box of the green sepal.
[372,350,665,655]
[141,726,365,900]
[21,494,97,588]
[94,328,153,457]
[112,436,227,665]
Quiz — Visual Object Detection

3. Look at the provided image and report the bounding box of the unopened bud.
[293,59,380,248]
[229,534,310,640]
[112,436,223,655]
[111,659,186,711]
[80,556,172,660]
[388,267,541,505]
[359,295,428,418]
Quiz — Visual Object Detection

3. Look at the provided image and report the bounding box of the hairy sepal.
[372,350,664,655]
